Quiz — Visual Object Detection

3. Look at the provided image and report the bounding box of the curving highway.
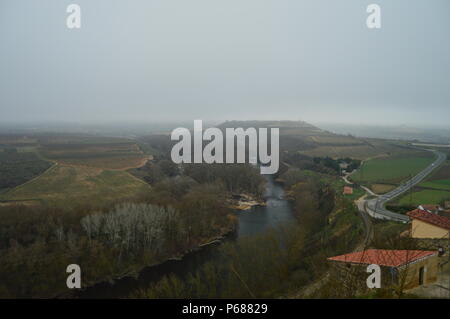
[361,149,447,223]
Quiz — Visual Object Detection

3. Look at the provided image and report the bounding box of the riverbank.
[57,221,237,299]
[70,192,271,298]
[227,193,266,210]
[66,176,293,298]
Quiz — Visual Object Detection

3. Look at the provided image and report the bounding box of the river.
[77,175,295,298]
[237,175,294,237]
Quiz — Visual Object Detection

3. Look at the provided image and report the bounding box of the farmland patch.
[0,165,151,207]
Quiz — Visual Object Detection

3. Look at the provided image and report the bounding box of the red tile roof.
[407,209,450,230]
[327,249,436,267]
[420,204,440,212]
[343,186,353,195]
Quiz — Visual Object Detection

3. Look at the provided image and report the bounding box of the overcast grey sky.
[1,0,449,126]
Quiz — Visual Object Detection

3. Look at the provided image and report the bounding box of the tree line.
[0,179,234,298]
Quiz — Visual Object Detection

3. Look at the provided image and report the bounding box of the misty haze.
[0,0,449,303]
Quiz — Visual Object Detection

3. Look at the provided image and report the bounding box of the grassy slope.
[418,163,450,191]
[39,142,149,170]
[299,169,365,201]
[0,151,52,192]
[220,120,418,161]
[371,183,396,194]
[0,134,155,207]
[397,189,450,206]
[351,155,434,185]
[300,140,417,160]
[419,180,450,191]
[396,162,450,206]
[0,164,151,206]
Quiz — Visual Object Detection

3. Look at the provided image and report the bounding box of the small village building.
[444,201,450,210]
[327,249,439,290]
[407,209,450,239]
[343,186,353,195]
[418,204,442,214]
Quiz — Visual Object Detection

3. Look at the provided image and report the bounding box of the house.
[343,186,353,195]
[443,201,450,217]
[327,249,439,290]
[418,204,441,214]
[407,208,450,239]
[444,201,450,210]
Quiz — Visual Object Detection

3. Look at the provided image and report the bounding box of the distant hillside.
[316,123,450,144]
[218,120,318,130]
[217,120,418,160]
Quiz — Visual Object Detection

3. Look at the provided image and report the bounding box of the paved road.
[363,149,447,222]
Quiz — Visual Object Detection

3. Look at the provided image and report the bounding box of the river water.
[237,175,294,237]
[78,175,295,298]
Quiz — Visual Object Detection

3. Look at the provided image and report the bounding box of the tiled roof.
[420,204,440,212]
[327,249,436,267]
[343,186,353,194]
[407,209,450,230]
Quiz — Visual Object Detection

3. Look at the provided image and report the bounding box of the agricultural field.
[418,164,450,191]
[0,164,151,207]
[300,144,385,159]
[40,143,151,170]
[419,180,450,191]
[350,151,435,186]
[397,189,450,207]
[393,163,450,206]
[217,120,422,161]
[0,134,154,207]
[370,183,397,194]
[299,139,419,160]
[0,148,52,193]
[306,135,365,146]
[39,138,151,170]
[36,134,131,145]
[0,135,38,146]
[297,169,365,201]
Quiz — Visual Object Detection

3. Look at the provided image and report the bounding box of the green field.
[40,141,150,170]
[0,149,52,192]
[394,162,450,206]
[397,189,450,206]
[297,169,365,201]
[300,139,422,160]
[417,163,450,191]
[0,164,151,207]
[0,134,155,207]
[351,153,434,185]
[419,179,450,191]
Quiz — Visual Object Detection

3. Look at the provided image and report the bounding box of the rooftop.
[343,186,353,195]
[327,249,437,267]
[407,209,450,230]
[419,204,440,212]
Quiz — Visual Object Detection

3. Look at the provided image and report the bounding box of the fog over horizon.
[1,1,449,127]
